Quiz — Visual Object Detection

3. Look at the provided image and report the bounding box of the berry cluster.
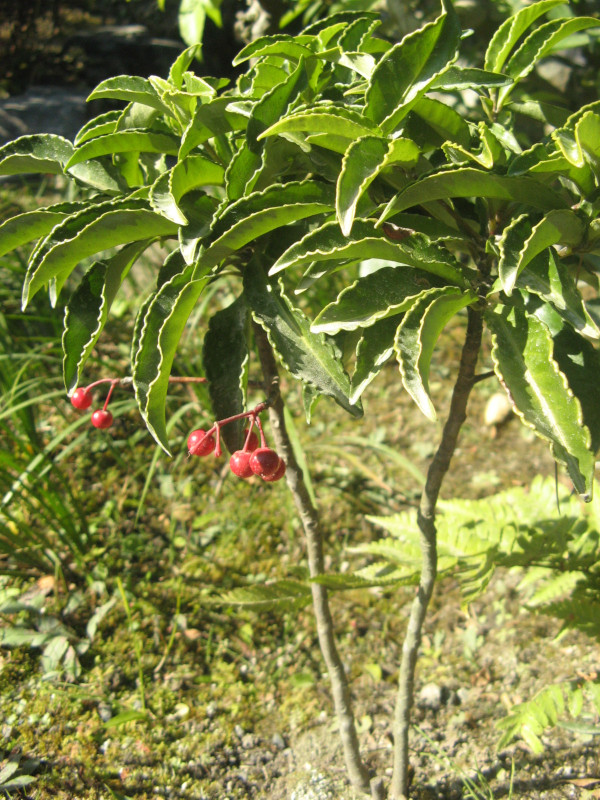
[70,378,286,484]
[70,380,118,428]
[188,403,286,483]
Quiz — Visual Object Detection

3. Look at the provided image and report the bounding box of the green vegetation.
[1,0,600,797]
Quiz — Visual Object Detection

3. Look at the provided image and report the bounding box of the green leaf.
[179,96,248,159]
[516,251,600,341]
[62,242,150,393]
[529,304,600,454]
[22,200,179,307]
[169,45,203,88]
[498,210,585,295]
[194,180,335,272]
[246,59,306,154]
[395,287,475,419]
[74,110,121,145]
[336,136,419,236]
[87,75,168,113]
[218,579,311,611]
[311,266,447,335]
[65,131,180,169]
[243,261,361,418]
[409,96,471,149]
[507,17,600,83]
[484,0,566,72]
[271,219,468,287]
[431,66,512,91]
[224,142,263,201]
[178,0,222,47]
[149,155,225,224]
[257,107,382,144]
[553,110,600,169]
[133,263,212,453]
[442,121,505,169]
[380,167,568,223]
[0,134,73,175]
[351,316,400,403]
[202,297,249,454]
[364,0,461,132]
[0,201,85,257]
[486,305,595,499]
[232,34,314,66]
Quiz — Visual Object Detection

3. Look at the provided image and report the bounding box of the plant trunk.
[390,305,485,799]
[253,323,374,797]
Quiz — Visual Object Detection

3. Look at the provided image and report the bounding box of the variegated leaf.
[486,304,594,499]
[65,131,180,169]
[22,199,179,307]
[498,209,586,295]
[192,180,335,273]
[516,251,600,340]
[312,267,446,335]
[149,155,225,224]
[484,0,566,72]
[243,261,361,419]
[351,316,401,403]
[379,167,568,223]
[62,242,150,392]
[257,107,382,144]
[0,134,73,175]
[336,136,419,236]
[271,219,468,287]
[0,202,85,257]
[134,263,212,453]
[202,296,249,454]
[395,287,475,420]
[364,0,461,132]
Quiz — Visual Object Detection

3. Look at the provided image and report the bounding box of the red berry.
[188,429,216,456]
[262,458,286,483]
[229,450,254,478]
[71,387,92,410]
[249,447,280,478]
[91,409,113,429]
[243,428,259,451]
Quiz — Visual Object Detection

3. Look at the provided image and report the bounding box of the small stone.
[456,687,470,705]
[206,702,217,719]
[234,724,245,739]
[97,702,113,722]
[418,683,443,710]
[272,732,286,750]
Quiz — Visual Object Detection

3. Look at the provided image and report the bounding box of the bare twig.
[390,305,485,800]
[253,322,373,797]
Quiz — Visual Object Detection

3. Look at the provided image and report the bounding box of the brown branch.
[252,322,373,797]
[390,305,485,800]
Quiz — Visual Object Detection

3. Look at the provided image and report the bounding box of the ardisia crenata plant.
[2,1,600,796]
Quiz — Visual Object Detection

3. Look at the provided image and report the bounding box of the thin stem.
[253,323,373,797]
[390,305,485,800]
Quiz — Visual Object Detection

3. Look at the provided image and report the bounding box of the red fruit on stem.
[91,409,113,429]
[262,458,286,483]
[71,387,92,410]
[249,447,280,478]
[229,450,254,478]
[188,429,216,456]
[243,428,259,451]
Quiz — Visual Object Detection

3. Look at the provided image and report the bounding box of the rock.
[418,682,444,710]
[483,391,513,433]
[0,86,87,145]
[271,732,286,750]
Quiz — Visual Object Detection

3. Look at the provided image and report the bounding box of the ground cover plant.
[1,0,600,797]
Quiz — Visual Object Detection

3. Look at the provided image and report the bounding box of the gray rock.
[418,682,444,710]
[0,86,87,145]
